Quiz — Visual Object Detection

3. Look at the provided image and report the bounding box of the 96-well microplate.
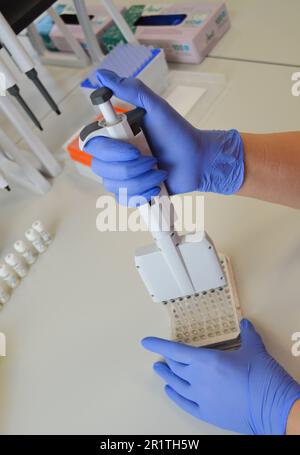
[165,254,241,349]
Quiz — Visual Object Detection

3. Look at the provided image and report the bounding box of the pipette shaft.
[0,55,43,130]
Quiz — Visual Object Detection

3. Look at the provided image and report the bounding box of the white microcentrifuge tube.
[14,240,38,265]
[25,228,47,253]
[0,262,20,289]
[5,252,29,278]
[32,220,53,245]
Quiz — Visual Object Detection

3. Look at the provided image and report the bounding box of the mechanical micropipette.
[79,88,225,302]
[0,55,43,130]
[78,87,242,349]
[0,95,62,180]
[0,11,61,115]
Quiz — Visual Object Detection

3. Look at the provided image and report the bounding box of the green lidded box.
[101,5,145,54]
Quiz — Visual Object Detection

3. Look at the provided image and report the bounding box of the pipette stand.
[27,7,91,69]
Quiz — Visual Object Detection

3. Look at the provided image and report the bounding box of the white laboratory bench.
[0,55,299,435]
[208,0,300,66]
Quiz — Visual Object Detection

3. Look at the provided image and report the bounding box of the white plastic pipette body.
[0,95,61,178]
[0,54,16,88]
[99,99,195,296]
[0,11,34,73]
[0,127,51,194]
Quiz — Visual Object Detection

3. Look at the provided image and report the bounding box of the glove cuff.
[279,391,300,435]
[200,129,245,195]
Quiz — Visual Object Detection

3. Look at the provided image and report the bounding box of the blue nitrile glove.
[141,319,300,435]
[84,70,244,204]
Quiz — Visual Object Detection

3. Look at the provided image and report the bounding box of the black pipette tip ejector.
[26,68,61,115]
[7,85,43,131]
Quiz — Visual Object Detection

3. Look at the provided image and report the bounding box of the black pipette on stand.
[0,11,61,116]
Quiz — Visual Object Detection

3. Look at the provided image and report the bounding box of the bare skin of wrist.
[286,399,300,435]
[238,132,300,209]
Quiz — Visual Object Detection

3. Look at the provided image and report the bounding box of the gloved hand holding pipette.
[84,69,245,202]
[84,70,300,209]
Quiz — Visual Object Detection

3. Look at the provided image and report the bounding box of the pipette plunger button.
[90,87,113,105]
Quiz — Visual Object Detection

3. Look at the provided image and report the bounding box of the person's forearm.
[238,132,300,208]
[286,399,300,435]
